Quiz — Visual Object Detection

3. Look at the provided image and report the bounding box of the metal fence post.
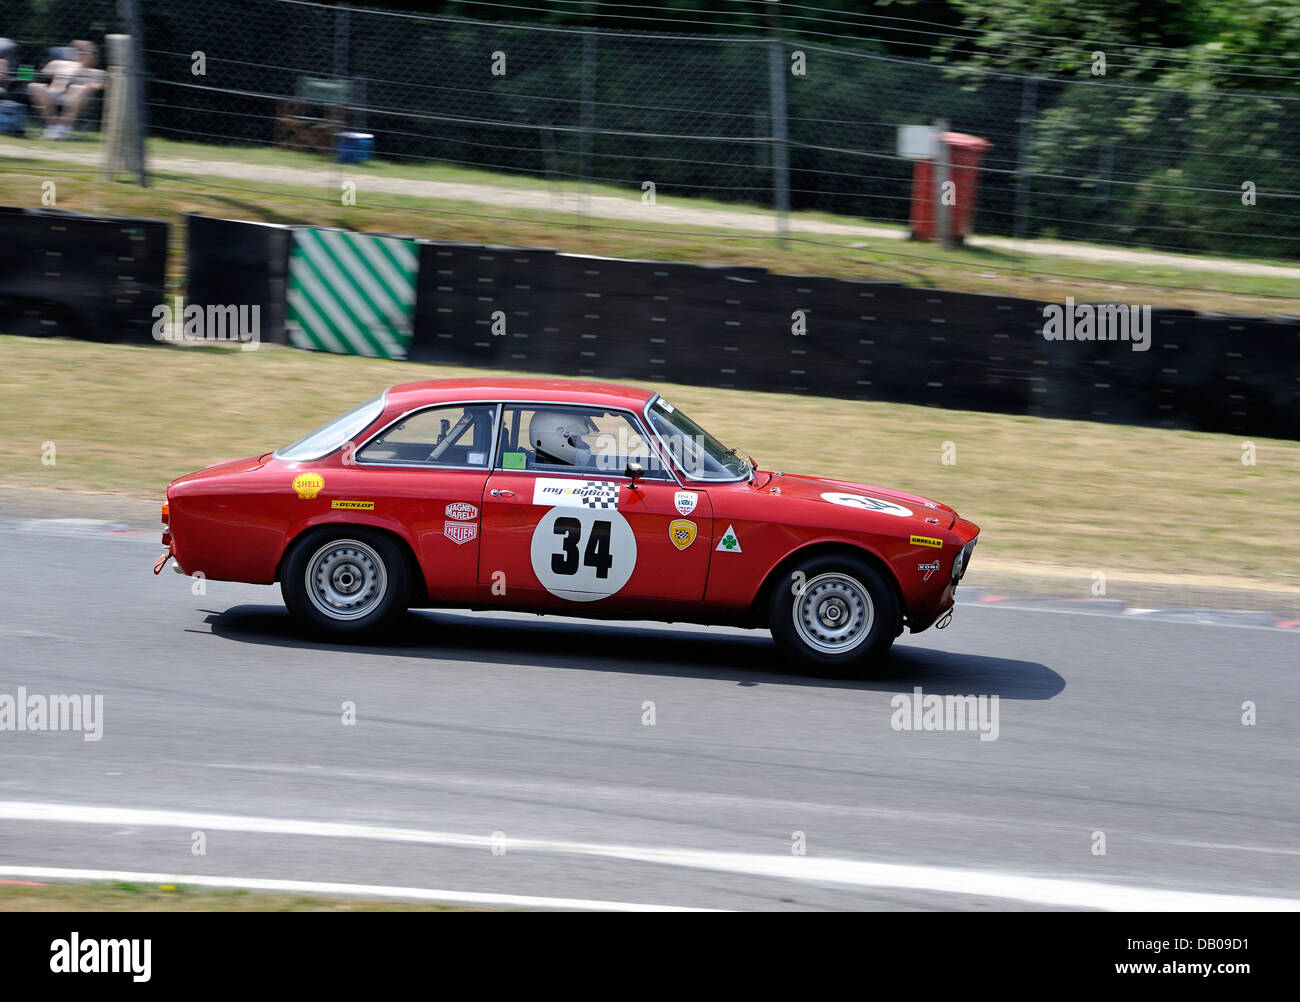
[118,0,147,186]
[580,29,596,183]
[766,2,790,247]
[1014,75,1038,240]
[332,3,351,193]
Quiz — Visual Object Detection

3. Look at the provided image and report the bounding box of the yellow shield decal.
[669,519,697,551]
[293,473,324,500]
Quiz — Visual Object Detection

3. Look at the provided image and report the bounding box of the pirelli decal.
[910,534,943,549]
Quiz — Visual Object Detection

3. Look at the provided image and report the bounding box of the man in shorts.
[29,39,104,139]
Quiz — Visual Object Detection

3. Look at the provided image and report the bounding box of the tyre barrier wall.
[9,209,1298,439]
[184,213,292,345]
[0,206,168,342]
[408,240,1299,439]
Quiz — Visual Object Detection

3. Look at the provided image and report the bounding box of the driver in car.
[529,411,599,468]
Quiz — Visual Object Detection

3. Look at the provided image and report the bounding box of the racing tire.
[281,527,410,641]
[768,553,900,678]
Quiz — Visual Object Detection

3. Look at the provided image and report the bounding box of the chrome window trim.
[353,400,502,472]
[643,393,749,484]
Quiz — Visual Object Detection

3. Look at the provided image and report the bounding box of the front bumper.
[906,525,979,633]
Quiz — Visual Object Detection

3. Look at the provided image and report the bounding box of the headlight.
[952,538,977,583]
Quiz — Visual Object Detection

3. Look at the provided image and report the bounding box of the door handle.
[490,489,514,498]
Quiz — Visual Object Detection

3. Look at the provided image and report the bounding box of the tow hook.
[153,552,171,575]
[936,608,954,630]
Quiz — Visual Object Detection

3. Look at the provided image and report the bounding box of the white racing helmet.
[529,411,597,467]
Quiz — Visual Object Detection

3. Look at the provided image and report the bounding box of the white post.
[102,34,130,180]
[932,117,951,247]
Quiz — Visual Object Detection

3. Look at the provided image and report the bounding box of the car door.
[354,402,497,602]
[478,403,713,609]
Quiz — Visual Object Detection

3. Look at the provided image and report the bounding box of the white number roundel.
[530,506,637,602]
[819,492,913,517]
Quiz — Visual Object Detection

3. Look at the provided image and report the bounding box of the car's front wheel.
[768,553,900,678]
[281,528,410,640]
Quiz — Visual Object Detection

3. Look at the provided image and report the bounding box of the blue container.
[334,131,374,165]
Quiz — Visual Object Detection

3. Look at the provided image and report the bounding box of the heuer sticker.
[445,502,479,521]
[668,519,697,550]
[819,491,912,518]
[532,478,619,509]
[910,534,943,549]
[444,521,478,545]
[331,500,374,510]
[674,491,698,516]
[917,560,941,582]
[293,473,324,499]
[716,524,742,553]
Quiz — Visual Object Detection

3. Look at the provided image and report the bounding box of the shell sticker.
[293,473,324,500]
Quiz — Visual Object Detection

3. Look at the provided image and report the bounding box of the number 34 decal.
[551,516,613,578]
[530,507,637,602]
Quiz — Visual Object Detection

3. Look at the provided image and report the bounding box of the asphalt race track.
[2,521,1297,911]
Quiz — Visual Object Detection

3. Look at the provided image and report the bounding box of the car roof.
[384,377,657,412]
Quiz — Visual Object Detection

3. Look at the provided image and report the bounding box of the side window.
[497,405,668,478]
[358,404,496,467]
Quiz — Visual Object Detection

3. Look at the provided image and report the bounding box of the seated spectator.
[28,39,104,139]
[0,38,24,136]
[0,38,15,92]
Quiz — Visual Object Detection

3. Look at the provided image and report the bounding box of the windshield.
[274,394,385,462]
[646,396,750,481]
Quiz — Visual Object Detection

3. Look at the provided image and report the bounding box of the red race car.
[156,378,979,677]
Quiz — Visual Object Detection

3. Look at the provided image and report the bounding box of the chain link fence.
[3,0,1298,262]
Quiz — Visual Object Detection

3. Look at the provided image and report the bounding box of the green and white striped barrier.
[287,228,418,358]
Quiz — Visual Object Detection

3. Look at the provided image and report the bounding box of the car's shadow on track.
[201,605,1064,699]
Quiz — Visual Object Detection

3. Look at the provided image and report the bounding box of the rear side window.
[274,395,385,462]
[358,404,497,467]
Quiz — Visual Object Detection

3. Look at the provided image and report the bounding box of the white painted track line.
[3,801,1298,911]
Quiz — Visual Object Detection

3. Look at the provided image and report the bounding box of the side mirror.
[625,460,644,489]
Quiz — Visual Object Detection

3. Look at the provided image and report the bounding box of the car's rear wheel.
[768,553,899,678]
[281,528,410,640]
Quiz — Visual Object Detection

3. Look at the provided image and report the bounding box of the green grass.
[0,880,479,911]
[2,134,1297,313]
[2,335,1297,590]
